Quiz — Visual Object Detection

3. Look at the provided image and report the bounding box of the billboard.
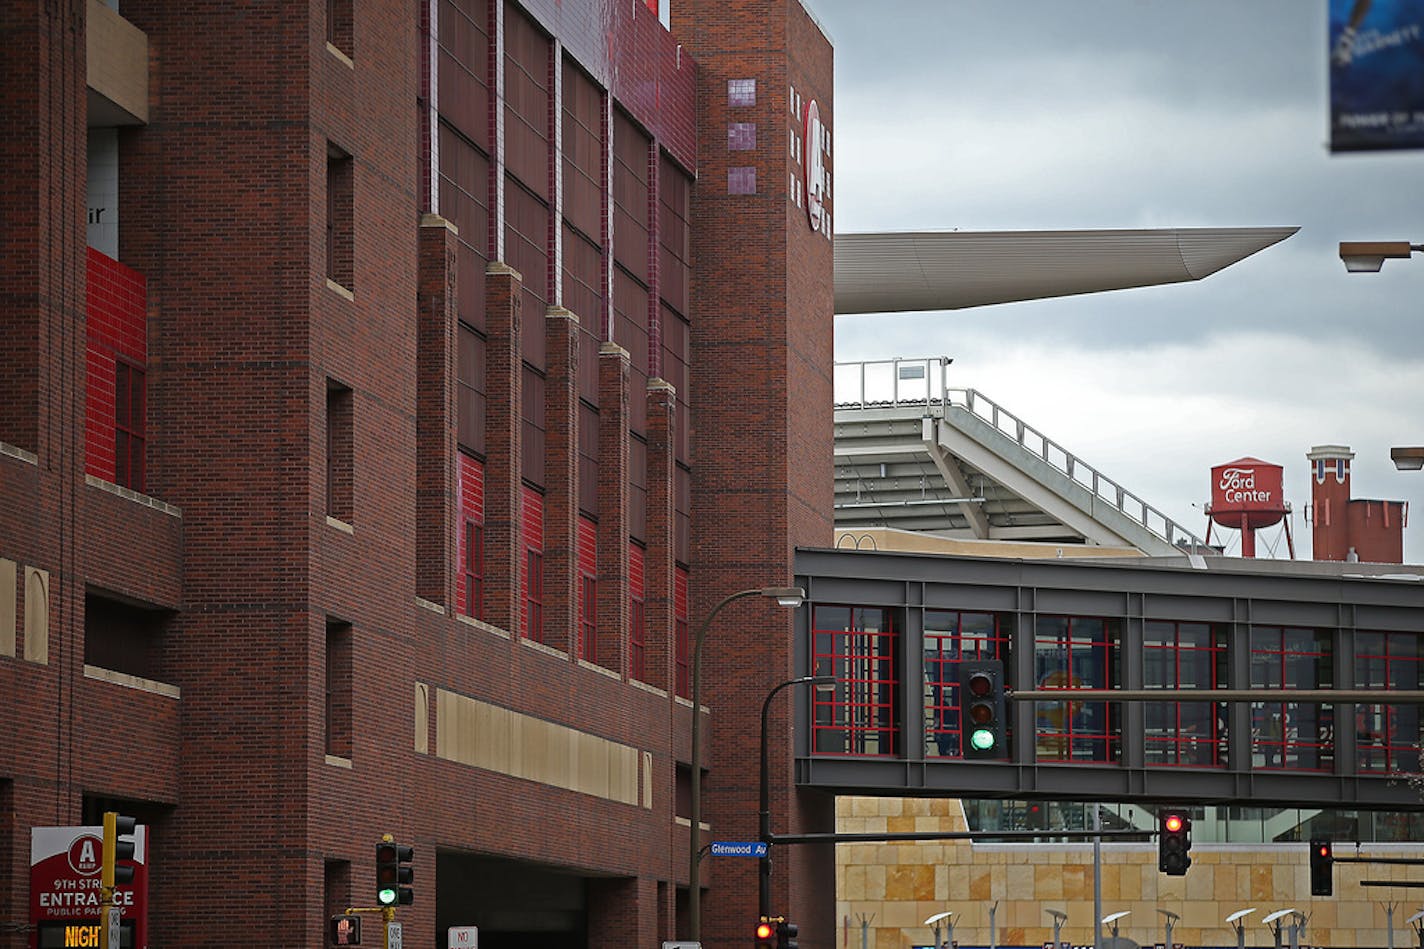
[1329,0,1424,151]
[30,825,149,949]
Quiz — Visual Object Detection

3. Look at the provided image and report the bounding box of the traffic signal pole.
[758,675,834,921]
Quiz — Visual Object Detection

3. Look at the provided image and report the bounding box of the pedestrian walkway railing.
[834,357,1206,550]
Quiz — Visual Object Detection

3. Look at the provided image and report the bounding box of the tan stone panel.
[1032,863,1064,900]
[414,682,429,753]
[887,815,916,835]
[1211,864,1237,901]
[1249,864,1272,902]
[1061,864,1088,901]
[23,566,48,664]
[968,870,991,901]
[0,558,14,656]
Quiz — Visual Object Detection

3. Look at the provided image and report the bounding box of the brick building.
[0,1,835,947]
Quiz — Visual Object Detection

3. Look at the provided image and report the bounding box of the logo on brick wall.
[804,98,830,236]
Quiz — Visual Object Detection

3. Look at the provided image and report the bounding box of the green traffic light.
[378,887,397,906]
[969,727,996,751]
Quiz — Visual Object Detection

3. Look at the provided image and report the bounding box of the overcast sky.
[807,0,1424,561]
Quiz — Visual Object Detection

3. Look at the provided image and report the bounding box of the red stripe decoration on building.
[84,248,147,488]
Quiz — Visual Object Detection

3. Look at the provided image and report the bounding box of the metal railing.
[834,358,1206,550]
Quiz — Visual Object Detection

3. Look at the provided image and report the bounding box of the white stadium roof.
[833,226,1299,314]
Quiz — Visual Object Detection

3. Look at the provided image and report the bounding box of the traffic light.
[101,812,137,888]
[959,660,1005,759]
[777,917,799,949]
[1158,810,1192,876]
[756,917,776,948]
[1310,839,1334,896]
[376,837,414,906]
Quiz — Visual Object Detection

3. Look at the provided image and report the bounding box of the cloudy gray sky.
[809,0,1424,561]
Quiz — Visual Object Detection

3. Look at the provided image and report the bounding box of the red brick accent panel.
[578,514,598,659]
[521,484,544,640]
[597,342,631,674]
[457,452,486,618]
[84,248,148,485]
[484,263,524,633]
[542,307,580,653]
[417,216,460,606]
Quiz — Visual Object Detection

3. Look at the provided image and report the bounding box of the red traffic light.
[967,671,993,697]
[1164,815,1184,834]
[1318,843,1331,857]
[756,920,776,942]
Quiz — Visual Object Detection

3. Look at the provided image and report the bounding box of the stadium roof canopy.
[833,226,1299,314]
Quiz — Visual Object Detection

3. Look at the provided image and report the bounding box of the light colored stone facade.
[837,796,1423,949]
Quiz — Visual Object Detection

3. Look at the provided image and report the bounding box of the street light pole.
[688,586,805,943]
[759,673,836,920]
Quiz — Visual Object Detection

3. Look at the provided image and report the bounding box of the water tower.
[1204,457,1294,558]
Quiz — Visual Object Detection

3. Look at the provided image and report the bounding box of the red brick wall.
[83,248,148,486]
[678,1,837,946]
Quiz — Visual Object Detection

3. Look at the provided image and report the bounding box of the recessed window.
[525,550,544,642]
[326,381,353,523]
[728,167,756,195]
[114,359,146,492]
[326,144,354,290]
[325,620,353,758]
[327,0,353,59]
[580,574,597,661]
[463,519,485,620]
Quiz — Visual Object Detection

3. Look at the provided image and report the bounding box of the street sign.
[449,926,478,949]
[710,841,768,858]
[387,921,403,949]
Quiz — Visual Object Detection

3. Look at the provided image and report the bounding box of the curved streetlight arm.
[759,674,836,919]
[688,586,805,942]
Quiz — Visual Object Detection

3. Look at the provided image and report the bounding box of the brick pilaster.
[643,378,676,692]
[485,262,523,635]
[543,306,580,653]
[597,342,631,675]
[416,214,459,607]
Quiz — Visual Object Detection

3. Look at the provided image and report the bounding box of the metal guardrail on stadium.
[834,357,1206,551]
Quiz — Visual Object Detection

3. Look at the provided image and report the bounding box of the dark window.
[811,605,898,756]
[438,0,490,150]
[1356,631,1423,774]
[630,595,646,683]
[84,592,169,683]
[326,0,352,58]
[457,323,487,455]
[439,123,490,329]
[923,611,1010,759]
[522,364,545,487]
[525,549,543,642]
[114,359,145,492]
[1250,626,1333,771]
[674,568,689,698]
[326,620,353,758]
[462,519,484,620]
[326,145,354,289]
[326,381,353,522]
[1032,616,1122,763]
[1143,621,1228,767]
[580,573,597,662]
